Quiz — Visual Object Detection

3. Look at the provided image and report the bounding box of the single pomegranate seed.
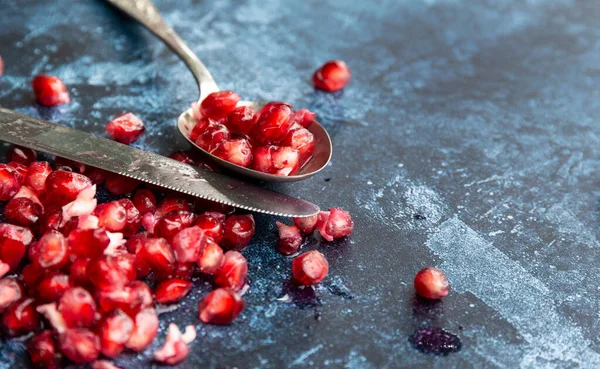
[154,278,192,304]
[189,117,212,142]
[313,60,351,91]
[7,161,28,184]
[22,263,44,291]
[97,309,134,358]
[105,113,145,144]
[251,103,294,145]
[45,170,92,206]
[293,214,319,234]
[282,127,315,164]
[317,208,354,241]
[154,324,195,365]
[168,150,196,165]
[200,91,240,120]
[132,189,157,215]
[194,213,224,243]
[214,250,248,291]
[126,232,151,278]
[94,201,127,232]
[213,138,253,167]
[293,109,316,128]
[87,256,129,292]
[105,173,140,195]
[57,287,96,328]
[0,277,25,312]
[29,231,68,270]
[36,273,71,303]
[1,298,39,336]
[38,210,63,234]
[4,197,43,226]
[126,307,159,352]
[117,198,141,235]
[0,222,35,244]
[172,262,195,280]
[204,211,227,224]
[12,185,44,208]
[0,163,21,200]
[414,267,450,299]
[222,214,255,251]
[141,212,157,234]
[251,145,300,176]
[276,222,303,255]
[226,106,257,135]
[28,330,59,369]
[67,228,110,260]
[292,250,329,286]
[0,224,33,271]
[85,167,107,185]
[59,328,100,363]
[154,210,196,242]
[198,288,245,325]
[69,259,91,288]
[195,123,230,152]
[128,281,154,312]
[32,75,70,106]
[171,225,207,263]
[53,157,86,173]
[7,145,37,165]
[197,239,224,274]
[155,196,191,219]
[141,237,176,277]
[25,161,52,194]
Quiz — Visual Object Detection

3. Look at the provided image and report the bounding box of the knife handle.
[105,0,219,100]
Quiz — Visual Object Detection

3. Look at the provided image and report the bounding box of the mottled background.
[1,0,600,368]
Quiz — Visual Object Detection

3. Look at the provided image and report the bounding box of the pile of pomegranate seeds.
[312,60,352,92]
[32,75,71,107]
[189,93,317,176]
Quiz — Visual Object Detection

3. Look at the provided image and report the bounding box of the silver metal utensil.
[0,108,320,217]
[105,0,333,182]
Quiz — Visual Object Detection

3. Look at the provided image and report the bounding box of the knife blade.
[0,108,319,217]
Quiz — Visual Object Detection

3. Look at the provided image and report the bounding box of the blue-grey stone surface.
[1,0,600,368]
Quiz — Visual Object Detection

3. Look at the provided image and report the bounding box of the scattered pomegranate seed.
[317,208,354,241]
[126,307,159,351]
[195,123,230,152]
[251,103,294,145]
[8,161,28,184]
[4,197,43,226]
[117,198,142,235]
[252,145,300,176]
[24,161,52,194]
[227,106,257,135]
[0,277,25,312]
[154,323,196,365]
[97,281,152,317]
[154,278,192,304]
[414,267,450,299]
[222,214,255,251]
[87,256,130,292]
[154,210,196,242]
[7,145,37,165]
[28,231,68,270]
[57,287,97,328]
[67,228,110,260]
[200,91,240,120]
[155,196,191,219]
[198,288,245,325]
[293,214,319,234]
[132,189,157,215]
[97,309,134,358]
[171,225,207,263]
[213,138,253,167]
[28,330,59,369]
[193,212,224,243]
[292,250,329,286]
[197,239,224,274]
[94,201,127,232]
[276,221,303,255]
[0,164,21,201]
[13,185,44,209]
[105,173,140,195]
[1,298,39,336]
[214,251,248,291]
[313,60,351,91]
[293,109,316,128]
[0,224,33,271]
[32,75,71,106]
[105,113,145,144]
[141,237,176,277]
[36,272,71,303]
[168,150,196,165]
[59,328,100,363]
[45,170,92,207]
[282,127,315,164]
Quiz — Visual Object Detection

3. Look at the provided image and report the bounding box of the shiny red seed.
[32,75,70,106]
[12,185,44,208]
[196,239,224,275]
[222,214,255,251]
[154,210,196,242]
[293,109,316,128]
[200,91,240,120]
[193,213,224,244]
[38,210,63,235]
[4,197,42,226]
[69,259,91,288]
[97,309,134,358]
[7,145,37,165]
[97,281,152,317]
[282,127,315,164]
[251,145,300,176]
[117,198,141,235]
[317,208,354,241]
[105,173,140,195]
[53,157,86,173]
[0,163,21,200]
[126,307,159,352]
[292,250,329,286]
[251,103,294,145]
[414,267,450,299]
[22,263,44,291]
[45,170,92,206]
[58,287,97,328]
[59,328,100,363]
[198,288,245,325]
[28,330,59,369]
[154,278,192,304]
[94,201,127,232]
[214,250,248,291]
[141,237,176,277]
[195,123,230,152]
[132,189,157,215]
[155,196,191,219]
[85,167,107,185]
[29,231,68,270]
[67,228,110,260]
[293,214,319,234]
[36,273,71,303]
[0,223,33,271]
[105,113,145,144]
[25,161,52,194]
[312,60,351,91]
[213,138,253,167]
[189,117,212,142]
[171,225,207,263]
[226,106,257,135]
[276,222,303,255]
[153,324,194,365]
[0,277,25,312]
[86,256,129,292]
[7,161,28,184]
[1,298,39,336]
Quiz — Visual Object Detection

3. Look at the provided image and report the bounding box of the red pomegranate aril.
[154,324,195,365]
[168,150,196,165]
[154,278,192,304]
[414,267,450,299]
[194,213,224,243]
[94,201,127,232]
[0,237,26,272]
[317,208,354,241]
[4,197,43,226]
[195,123,230,152]
[142,237,176,276]
[0,164,21,201]
[154,210,196,242]
[58,287,96,328]
[97,281,152,317]
[197,239,224,275]
[313,60,351,92]
[189,117,212,142]
[213,138,253,167]
[126,307,159,352]
[117,198,141,235]
[1,298,40,336]
[32,75,71,106]
[155,196,191,219]
[28,330,59,369]
[227,106,257,135]
[293,214,319,234]
[251,103,294,145]
[132,189,157,215]
[171,226,206,263]
[29,231,68,270]
[276,221,303,255]
[282,127,315,164]
[67,228,110,260]
[222,214,255,251]
[105,173,140,195]
[36,273,71,303]
[105,113,145,144]
[0,222,35,244]
[13,185,44,208]
[173,262,195,280]
[0,277,25,312]
[292,250,329,286]
[85,167,107,185]
[87,256,128,292]
[22,263,44,291]
[59,328,100,363]
[97,309,134,358]
[293,109,316,128]
[45,170,92,206]
[69,259,90,287]
[214,250,248,291]
[53,157,86,173]
[252,145,300,176]
[198,288,245,325]
[25,161,52,194]
[8,161,28,184]
[38,210,63,234]
[200,91,240,120]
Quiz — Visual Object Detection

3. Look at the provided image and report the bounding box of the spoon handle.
[105,0,219,100]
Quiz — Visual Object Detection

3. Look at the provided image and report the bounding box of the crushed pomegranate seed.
[292,250,329,286]
[200,91,240,120]
[214,250,248,291]
[105,113,145,144]
[276,221,303,255]
[32,75,71,106]
[154,278,192,304]
[316,208,354,241]
[7,145,37,165]
[222,214,255,251]
[312,60,351,92]
[198,288,245,325]
[414,267,450,299]
[154,323,196,365]
[197,239,224,274]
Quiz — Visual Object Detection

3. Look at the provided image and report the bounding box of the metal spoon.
[105,0,333,182]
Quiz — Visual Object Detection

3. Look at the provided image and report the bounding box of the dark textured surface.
[1,0,600,368]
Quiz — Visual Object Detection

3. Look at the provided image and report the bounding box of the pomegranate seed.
[141,237,176,277]
[126,232,151,278]
[156,196,191,218]
[222,214,255,251]
[87,256,129,292]
[59,328,100,363]
[97,281,153,317]
[132,189,157,215]
[7,161,28,184]
[414,267,450,299]
[97,309,134,358]
[293,109,316,128]
[200,91,240,120]
[25,161,52,194]
[1,298,39,336]
[38,210,63,234]
[93,360,122,369]
[67,228,110,260]
[13,185,44,208]
[276,221,303,255]
[105,173,140,195]
[29,231,68,270]
[197,239,224,274]
[173,262,196,280]
[195,123,230,152]
[213,138,253,167]
[189,117,212,142]
[57,287,96,328]
[227,106,257,135]
[32,75,70,106]
[141,212,157,235]
[4,197,42,226]
[154,324,195,365]
[117,198,141,235]
[154,278,192,304]
[36,303,66,333]
[198,288,245,325]
[293,214,319,234]
[85,167,107,185]
[54,157,86,173]
[214,251,248,291]
[193,213,224,243]
[282,127,315,164]
[0,277,25,312]
[36,273,71,303]
[7,145,37,165]
[251,103,294,145]
[317,208,354,241]
[0,163,21,200]
[0,222,35,244]
[312,60,351,91]
[292,250,329,286]
[45,170,92,206]
[128,281,154,312]
[154,210,196,242]
[69,259,91,288]
[171,226,207,263]
[126,307,159,352]
[0,223,33,271]
[94,201,127,232]
[251,145,300,176]
[168,150,196,165]
[22,263,44,291]
[105,113,145,144]
[28,330,59,369]
[204,211,227,224]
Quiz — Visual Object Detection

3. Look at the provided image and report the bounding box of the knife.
[0,108,319,217]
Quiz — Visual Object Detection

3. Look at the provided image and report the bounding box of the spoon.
[105,0,333,182]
